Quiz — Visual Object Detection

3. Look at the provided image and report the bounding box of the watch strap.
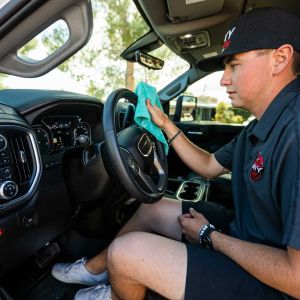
[198,223,216,249]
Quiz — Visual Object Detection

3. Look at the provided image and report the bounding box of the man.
[52,7,300,300]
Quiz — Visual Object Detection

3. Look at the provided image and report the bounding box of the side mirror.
[135,50,164,70]
[171,95,197,122]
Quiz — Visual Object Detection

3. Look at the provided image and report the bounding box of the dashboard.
[0,89,118,276]
[0,88,137,277]
[33,115,91,155]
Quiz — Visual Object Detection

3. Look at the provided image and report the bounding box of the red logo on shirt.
[250,152,264,181]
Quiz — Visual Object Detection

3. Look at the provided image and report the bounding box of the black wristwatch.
[198,223,216,250]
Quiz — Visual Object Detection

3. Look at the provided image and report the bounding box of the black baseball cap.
[198,7,300,72]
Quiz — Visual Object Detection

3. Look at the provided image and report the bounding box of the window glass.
[0,0,11,10]
[175,71,252,125]
[0,1,189,101]
[135,46,190,90]
[17,20,69,61]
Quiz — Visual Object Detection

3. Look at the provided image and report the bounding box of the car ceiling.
[134,0,300,69]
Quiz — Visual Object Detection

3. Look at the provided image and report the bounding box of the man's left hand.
[178,208,209,244]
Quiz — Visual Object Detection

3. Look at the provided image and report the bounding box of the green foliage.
[103,0,148,60]
[214,102,250,124]
[18,39,38,56]
[87,80,105,99]
[42,23,70,72]
[231,107,251,120]
[40,0,177,98]
[0,73,7,89]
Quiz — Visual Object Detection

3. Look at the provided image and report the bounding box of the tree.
[41,0,149,98]
[18,39,38,57]
[214,102,250,124]
[38,0,187,100]
[103,0,149,91]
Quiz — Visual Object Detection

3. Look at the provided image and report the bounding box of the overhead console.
[166,0,224,23]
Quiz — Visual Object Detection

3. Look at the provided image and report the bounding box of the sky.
[188,71,229,103]
[3,70,87,94]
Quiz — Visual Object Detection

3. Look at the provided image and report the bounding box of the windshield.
[0,0,189,100]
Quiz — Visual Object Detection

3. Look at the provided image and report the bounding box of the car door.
[165,71,249,207]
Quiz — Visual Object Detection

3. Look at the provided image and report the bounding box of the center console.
[166,177,209,202]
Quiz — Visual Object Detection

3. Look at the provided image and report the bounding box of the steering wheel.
[103,88,168,203]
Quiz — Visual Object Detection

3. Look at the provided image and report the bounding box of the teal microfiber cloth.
[134,81,168,155]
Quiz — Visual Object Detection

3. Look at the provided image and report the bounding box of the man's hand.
[178,208,209,244]
[146,99,170,130]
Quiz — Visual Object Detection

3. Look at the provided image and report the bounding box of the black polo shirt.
[214,78,300,250]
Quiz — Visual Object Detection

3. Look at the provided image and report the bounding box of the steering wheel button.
[0,135,7,151]
[0,151,8,158]
[2,167,11,174]
[0,158,9,165]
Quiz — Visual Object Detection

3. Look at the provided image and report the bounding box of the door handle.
[187,131,204,135]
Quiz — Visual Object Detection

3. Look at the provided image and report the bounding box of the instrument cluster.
[33,115,91,156]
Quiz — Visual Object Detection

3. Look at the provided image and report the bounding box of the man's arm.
[179,208,300,299]
[146,100,228,179]
[211,232,300,299]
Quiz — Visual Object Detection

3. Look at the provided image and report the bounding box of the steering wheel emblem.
[138,134,152,157]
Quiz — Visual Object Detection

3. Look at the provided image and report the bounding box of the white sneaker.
[51,257,108,286]
[75,284,112,300]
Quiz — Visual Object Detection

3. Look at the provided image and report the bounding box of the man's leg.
[85,198,183,275]
[108,231,187,300]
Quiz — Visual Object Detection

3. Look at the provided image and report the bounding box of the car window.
[17,20,70,61]
[173,71,252,126]
[0,0,189,101]
[136,46,190,89]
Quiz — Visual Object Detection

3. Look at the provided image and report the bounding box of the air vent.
[8,135,32,185]
[0,125,41,213]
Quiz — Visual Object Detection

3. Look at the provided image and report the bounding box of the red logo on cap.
[222,27,236,52]
[250,152,264,181]
[222,40,231,50]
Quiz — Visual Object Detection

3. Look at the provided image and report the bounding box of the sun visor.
[166,0,224,22]
[198,56,224,72]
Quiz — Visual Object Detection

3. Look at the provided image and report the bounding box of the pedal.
[0,286,13,300]
[34,242,61,268]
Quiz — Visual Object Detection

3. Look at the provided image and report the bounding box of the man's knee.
[107,232,143,276]
[136,201,164,220]
[136,198,181,224]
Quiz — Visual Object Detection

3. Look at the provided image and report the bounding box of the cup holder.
[176,180,204,201]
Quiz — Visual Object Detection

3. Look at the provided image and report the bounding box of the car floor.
[0,231,107,300]
[1,251,84,300]
[26,275,85,300]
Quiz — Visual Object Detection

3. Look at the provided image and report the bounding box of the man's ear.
[273,44,294,75]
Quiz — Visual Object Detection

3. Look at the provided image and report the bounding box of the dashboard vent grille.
[9,136,32,185]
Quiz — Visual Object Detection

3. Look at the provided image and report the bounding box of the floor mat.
[26,275,86,300]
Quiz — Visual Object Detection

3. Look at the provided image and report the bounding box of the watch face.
[202,236,213,249]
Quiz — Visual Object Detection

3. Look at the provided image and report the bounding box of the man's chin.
[230,99,243,109]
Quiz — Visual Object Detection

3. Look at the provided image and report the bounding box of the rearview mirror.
[135,51,164,70]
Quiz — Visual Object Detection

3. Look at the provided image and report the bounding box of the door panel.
[167,122,244,179]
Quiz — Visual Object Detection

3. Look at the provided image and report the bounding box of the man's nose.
[220,68,231,86]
